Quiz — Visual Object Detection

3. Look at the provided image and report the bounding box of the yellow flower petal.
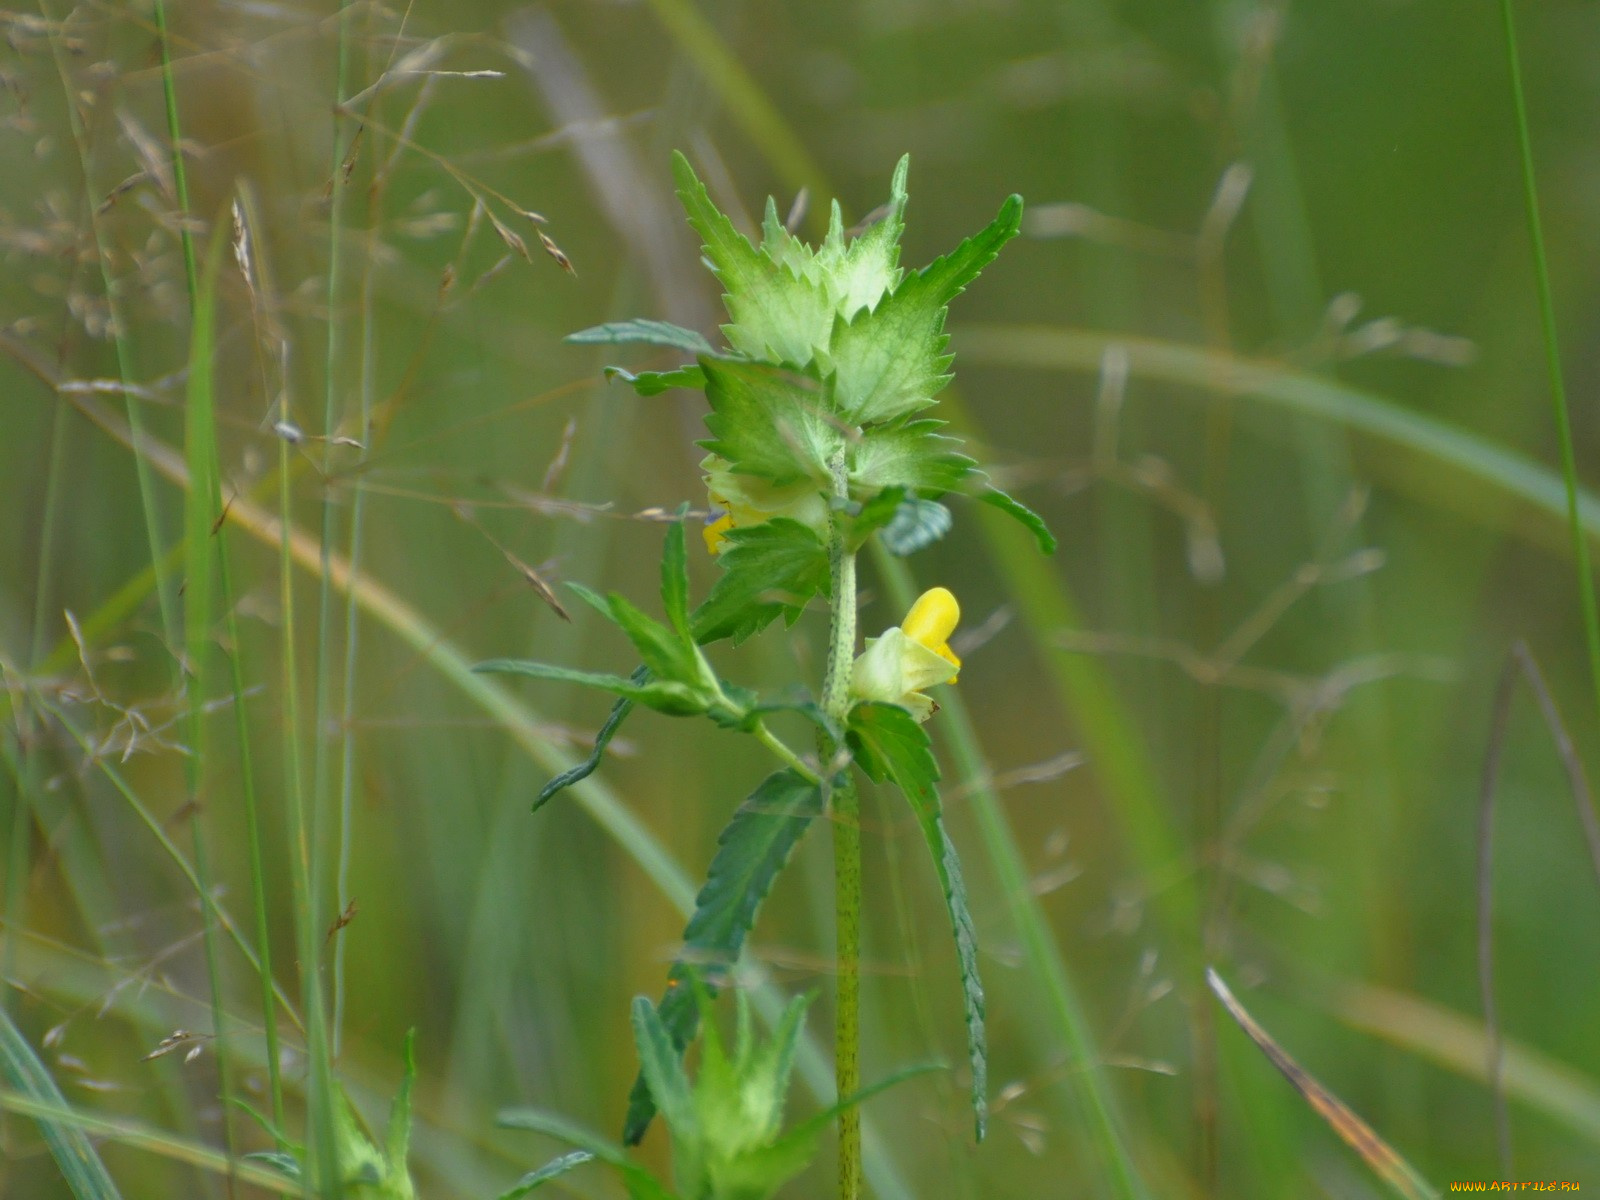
[902,588,960,654]
[703,513,735,554]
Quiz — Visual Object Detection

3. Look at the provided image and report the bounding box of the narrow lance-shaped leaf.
[623,768,825,1145]
[604,363,708,397]
[847,701,987,1140]
[660,519,692,640]
[975,485,1056,555]
[567,318,716,355]
[631,997,703,1188]
[473,659,706,716]
[493,1150,595,1200]
[497,1109,674,1200]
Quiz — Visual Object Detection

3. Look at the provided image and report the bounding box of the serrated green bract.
[848,419,977,494]
[623,769,824,1146]
[700,358,842,486]
[674,152,837,369]
[333,1031,419,1199]
[847,701,987,1141]
[825,192,1021,425]
[692,518,829,646]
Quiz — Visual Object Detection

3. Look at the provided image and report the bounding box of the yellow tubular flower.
[899,586,961,678]
[700,454,831,554]
[849,587,962,721]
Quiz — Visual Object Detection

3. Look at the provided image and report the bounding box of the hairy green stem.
[820,461,861,1200]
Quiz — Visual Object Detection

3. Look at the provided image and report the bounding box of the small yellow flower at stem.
[900,586,961,677]
[849,586,963,721]
[703,511,735,554]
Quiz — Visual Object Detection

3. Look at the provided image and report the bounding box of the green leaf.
[382,1030,417,1194]
[782,1060,946,1144]
[532,688,638,810]
[701,358,842,485]
[826,191,1022,425]
[849,419,977,494]
[473,659,706,716]
[606,593,708,689]
[847,702,987,1140]
[631,997,704,1188]
[881,497,952,557]
[568,319,716,355]
[845,485,906,549]
[494,1151,595,1199]
[498,1109,675,1200]
[244,1151,303,1182]
[692,518,829,646]
[975,486,1056,554]
[0,1004,123,1200]
[623,769,825,1145]
[532,516,829,806]
[660,520,692,639]
[826,154,910,319]
[673,151,837,367]
[604,363,708,396]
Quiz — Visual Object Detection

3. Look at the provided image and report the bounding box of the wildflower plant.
[476,153,1052,1198]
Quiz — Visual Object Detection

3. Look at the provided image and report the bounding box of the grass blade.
[1496,0,1600,739]
[0,1005,123,1199]
[1207,969,1437,1200]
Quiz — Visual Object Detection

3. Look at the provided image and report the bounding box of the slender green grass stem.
[821,464,862,1200]
[1497,0,1600,740]
[154,6,238,1175]
[315,0,354,1076]
[280,433,336,1200]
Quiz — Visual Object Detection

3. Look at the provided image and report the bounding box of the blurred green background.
[5,0,1600,1195]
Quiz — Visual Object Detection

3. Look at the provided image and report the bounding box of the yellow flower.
[850,587,961,721]
[701,454,830,554]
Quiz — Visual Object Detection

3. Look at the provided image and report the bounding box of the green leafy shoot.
[527,517,831,808]
[847,701,987,1140]
[624,768,826,1145]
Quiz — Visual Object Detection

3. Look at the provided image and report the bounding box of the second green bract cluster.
[569,153,1054,565]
